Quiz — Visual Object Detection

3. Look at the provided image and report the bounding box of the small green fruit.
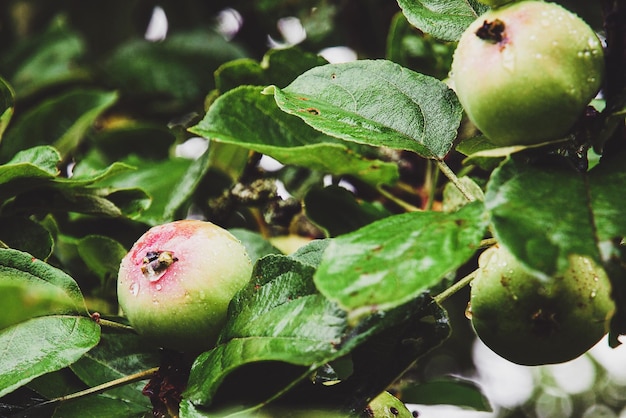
[451,1,604,146]
[117,220,253,352]
[469,245,614,366]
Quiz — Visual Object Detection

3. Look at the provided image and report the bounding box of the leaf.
[70,333,160,407]
[189,86,399,186]
[400,377,491,411]
[76,235,128,283]
[0,75,15,140]
[396,0,487,41]
[0,17,87,97]
[485,154,626,276]
[0,315,101,398]
[229,228,282,264]
[269,60,462,159]
[0,216,53,260]
[103,29,246,104]
[314,201,488,316]
[0,89,117,162]
[304,185,391,236]
[0,248,86,314]
[184,255,345,407]
[184,252,450,412]
[215,47,328,93]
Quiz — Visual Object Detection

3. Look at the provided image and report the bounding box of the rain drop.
[130,282,140,296]
[465,302,473,319]
[155,284,162,291]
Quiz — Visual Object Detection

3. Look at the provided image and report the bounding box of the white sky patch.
[175,137,209,160]
[215,8,243,40]
[145,6,168,41]
[259,155,284,172]
[268,16,306,48]
[319,46,358,63]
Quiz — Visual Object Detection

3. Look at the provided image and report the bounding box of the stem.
[376,185,421,212]
[436,159,476,203]
[96,318,136,332]
[433,269,478,305]
[479,237,497,248]
[40,367,160,406]
[424,160,440,211]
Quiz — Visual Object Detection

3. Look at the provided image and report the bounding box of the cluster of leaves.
[0,0,625,417]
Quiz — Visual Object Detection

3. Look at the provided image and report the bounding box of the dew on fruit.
[155,284,162,291]
[590,290,597,298]
[130,282,140,296]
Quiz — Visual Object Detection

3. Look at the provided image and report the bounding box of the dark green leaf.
[485,154,626,276]
[70,333,159,407]
[270,60,462,159]
[104,29,246,105]
[215,47,328,93]
[0,89,117,161]
[0,75,14,139]
[396,0,487,41]
[0,216,53,260]
[189,86,398,186]
[184,252,450,412]
[314,201,488,316]
[400,377,491,411]
[0,315,100,398]
[0,18,87,97]
[76,235,128,283]
[305,186,391,236]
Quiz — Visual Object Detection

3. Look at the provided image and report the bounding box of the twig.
[436,159,476,203]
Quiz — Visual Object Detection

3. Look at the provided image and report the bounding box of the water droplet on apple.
[465,302,473,319]
[501,48,515,72]
[155,284,162,291]
[130,282,139,296]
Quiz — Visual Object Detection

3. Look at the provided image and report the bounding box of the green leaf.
[215,47,328,93]
[0,17,87,97]
[485,154,626,276]
[396,0,487,41]
[0,146,61,199]
[0,248,86,315]
[305,186,391,236]
[0,315,100,398]
[0,89,117,161]
[400,377,491,411]
[314,201,488,316]
[76,235,128,283]
[103,29,246,105]
[0,216,53,260]
[269,60,462,159]
[0,76,15,140]
[189,86,398,186]
[70,333,160,407]
[229,228,282,264]
[184,251,450,412]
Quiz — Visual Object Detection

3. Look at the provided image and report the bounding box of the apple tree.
[0,0,625,417]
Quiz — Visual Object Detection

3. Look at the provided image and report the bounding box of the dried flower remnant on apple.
[451,0,605,146]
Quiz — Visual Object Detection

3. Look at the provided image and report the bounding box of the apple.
[451,0,604,146]
[117,220,253,352]
[469,245,614,366]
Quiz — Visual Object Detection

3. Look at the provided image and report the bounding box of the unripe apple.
[451,1,604,146]
[469,245,614,366]
[117,220,253,352]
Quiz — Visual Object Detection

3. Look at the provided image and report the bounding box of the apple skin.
[451,1,604,146]
[117,220,253,352]
[469,245,614,366]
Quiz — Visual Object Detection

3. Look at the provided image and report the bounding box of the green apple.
[451,0,604,146]
[469,245,614,366]
[117,220,253,352]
